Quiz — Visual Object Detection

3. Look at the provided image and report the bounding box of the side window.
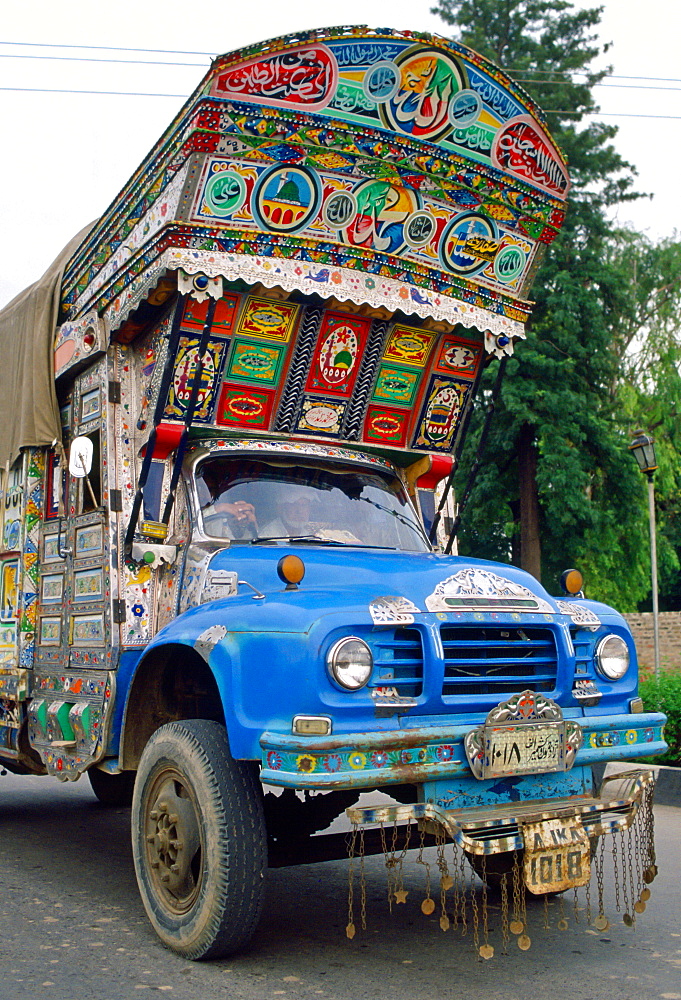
[80,430,102,513]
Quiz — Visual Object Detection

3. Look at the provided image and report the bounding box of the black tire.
[88,767,136,807]
[131,720,266,960]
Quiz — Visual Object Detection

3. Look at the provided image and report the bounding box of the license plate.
[484,721,564,778]
[521,817,591,894]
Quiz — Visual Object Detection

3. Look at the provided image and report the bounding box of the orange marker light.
[560,568,584,595]
[277,554,305,588]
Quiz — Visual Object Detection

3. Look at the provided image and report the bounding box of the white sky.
[0,0,678,310]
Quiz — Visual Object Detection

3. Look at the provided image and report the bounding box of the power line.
[2,51,678,92]
[516,79,681,93]
[0,53,209,68]
[0,39,679,86]
[0,86,187,97]
[545,111,681,120]
[1,83,679,120]
[0,39,216,57]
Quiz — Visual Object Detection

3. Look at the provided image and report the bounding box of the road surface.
[0,771,679,1000]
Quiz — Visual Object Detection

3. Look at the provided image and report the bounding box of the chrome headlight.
[595,634,630,680]
[327,637,373,690]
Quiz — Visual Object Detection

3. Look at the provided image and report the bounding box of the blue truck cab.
[0,26,665,959]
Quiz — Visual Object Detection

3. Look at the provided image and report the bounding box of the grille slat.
[441,625,558,697]
[372,627,424,697]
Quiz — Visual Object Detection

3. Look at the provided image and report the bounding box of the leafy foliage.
[432,1,681,607]
[639,670,681,766]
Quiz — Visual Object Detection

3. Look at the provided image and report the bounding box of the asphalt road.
[0,770,680,1000]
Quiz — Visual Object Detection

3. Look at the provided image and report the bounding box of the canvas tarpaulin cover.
[0,225,92,469]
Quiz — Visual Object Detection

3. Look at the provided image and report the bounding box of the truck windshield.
[194,456,430,551]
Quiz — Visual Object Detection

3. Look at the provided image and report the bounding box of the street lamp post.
[629,430,660,681]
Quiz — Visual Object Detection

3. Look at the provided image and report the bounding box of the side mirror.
[69,436,93,478]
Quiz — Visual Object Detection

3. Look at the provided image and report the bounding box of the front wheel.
[131,720,266,960]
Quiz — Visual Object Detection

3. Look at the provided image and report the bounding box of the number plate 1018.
[483,721,564,778]
[521,817,591,894]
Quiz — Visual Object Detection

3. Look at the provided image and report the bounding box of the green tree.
[609,232,681,610]
[432,0,656,606]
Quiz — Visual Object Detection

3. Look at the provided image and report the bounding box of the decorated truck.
[0,26,666,961]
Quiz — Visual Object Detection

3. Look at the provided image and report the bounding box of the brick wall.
[623,612,681,671]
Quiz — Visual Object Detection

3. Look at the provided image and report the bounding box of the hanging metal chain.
[417,825,435,916]
[459,849,469,936]
[612,830,622,914]
[478,855,494,960]
[469,859,480,952]
[620,828,634,926]
[557,891,568,931]
[593,837,610,931]
[346,824,357,939]
[510,853,524,936]
[359,827,367,931]
[500,872,510,954]
[436,827,451,931]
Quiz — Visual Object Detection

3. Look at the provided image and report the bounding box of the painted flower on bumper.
[296,754,317,773]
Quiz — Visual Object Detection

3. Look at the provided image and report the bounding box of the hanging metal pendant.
[643,864,658,884]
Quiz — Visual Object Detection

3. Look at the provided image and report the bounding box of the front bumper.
[346,768,654,857]
[260,712,666,790]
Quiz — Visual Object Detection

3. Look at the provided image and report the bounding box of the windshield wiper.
[250,534,348,546]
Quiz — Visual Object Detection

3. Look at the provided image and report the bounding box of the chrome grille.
[441,625,558,696]
[371,627,424,697]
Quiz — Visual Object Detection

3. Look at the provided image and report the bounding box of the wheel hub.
[144,772,202,912]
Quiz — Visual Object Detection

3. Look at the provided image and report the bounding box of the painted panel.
[71,614,105,646]
[226,339,286,386]
[73,568,104,603]
[382,326,435,368]
[432,336,482,379]
[164,337,228,422]
[40,574,64,606]
[236,297,299,343]
[412,376,470,452]
[215,383,275,429]
[295,397,347,437]
[180,293,240,336]
[75,524,103,558]
[0,558,20,620]
[362,406,410,449]
[211,44,339,112]
[372,365,421,407]
[304,312,371,398]
[39,617,62,646]
[80,388,101,424]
